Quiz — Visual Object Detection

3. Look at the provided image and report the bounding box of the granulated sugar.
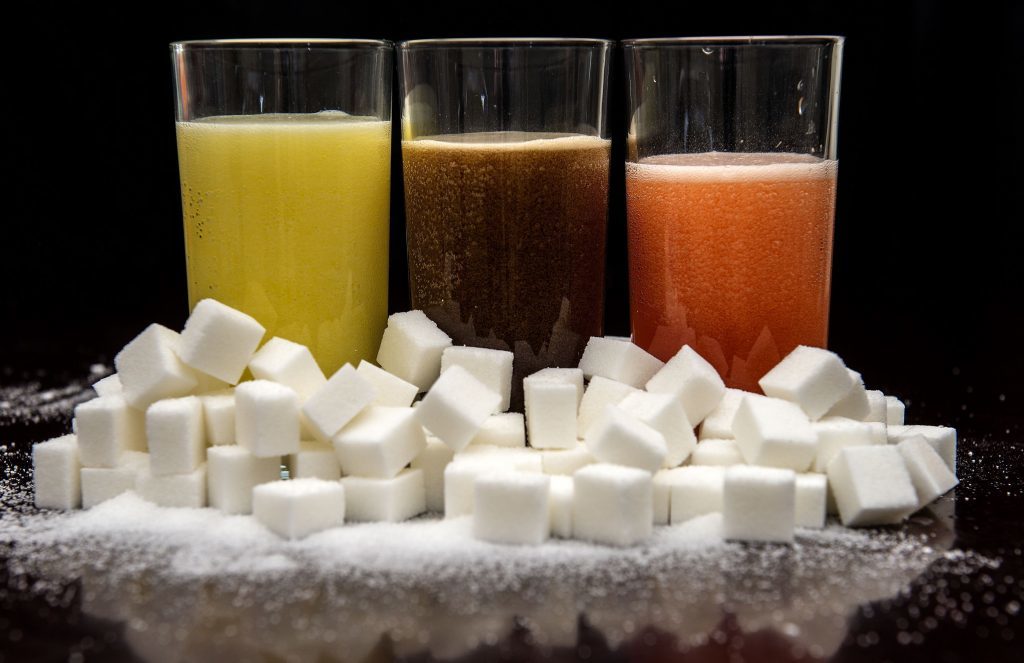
[0,364,103,427]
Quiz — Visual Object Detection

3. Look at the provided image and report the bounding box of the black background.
[2,0,1021,420]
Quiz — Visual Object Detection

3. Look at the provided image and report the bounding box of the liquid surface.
[176,112,391,375]
[627,152,838,390]
[403,132,610,409]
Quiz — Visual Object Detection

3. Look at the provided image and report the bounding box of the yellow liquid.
[176,112,391,375]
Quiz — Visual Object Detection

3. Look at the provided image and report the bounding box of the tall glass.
[624,36,843,391]
[399,39,612,409]
[171,39,393,375]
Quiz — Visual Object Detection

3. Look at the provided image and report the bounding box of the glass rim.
[622,35,844,47]
[170,38,393,50]
[399,37,613,50]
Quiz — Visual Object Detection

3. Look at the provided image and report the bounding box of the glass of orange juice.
[623,36,844,390]
[170,39,393,375]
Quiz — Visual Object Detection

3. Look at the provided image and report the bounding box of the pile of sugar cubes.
[31,299,958,546]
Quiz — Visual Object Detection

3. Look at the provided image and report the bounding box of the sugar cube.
[33,434,81,510]
[824,370,870,420]
[441,346,514,413]
[443,454,533,518]
[549,475,574,538]
[732,394,817,471]
[75,395,146,468]
[333,406,426,479]
[470,413,526,448]
[356,360,418,408]
[758,345,855,421]
[136,464,207,508]
[91,374,122,397]
[645,345,726,425]
[523,377,577,449]
[411,436,455,512]
[146,396,205,476]
[812,417,886,472]
[668,466,725,524]
[248,337,327,399]
[114,324,198,410]
[653,468,690,525]
[81,451,148,509]
[578,337,664,389]
[864,390,888,423]
[691,438,744,467]
[572,464,653,546]
[526,367,584,408]
[541,442,595,475]
[199,390,235,446]
[252,478,345,539]
[414,366,501,452]
[885,396,906,425]
[342,469,426,522]
[472,472,550,545]
[235,380,300,458]
[206,445,280,514]
[178,298,266,384]
[826,446,918,526]
[577,376,640,437]
[376,310,453,391]
[897,436,958,508]
[288,441,341,481]
[722,466,796,543]
[795,473,827,529]
[302,363,377,442]
[698,388,744,440]
[887,425,957,473]
[619,391,696,467]
[584,405,667,473]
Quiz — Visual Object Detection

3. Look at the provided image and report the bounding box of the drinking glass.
[624,36,844,390]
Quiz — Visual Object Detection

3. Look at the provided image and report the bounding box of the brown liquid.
[403,132,610,410]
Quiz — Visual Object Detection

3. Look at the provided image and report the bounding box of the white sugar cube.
[691,438,744,466]
[414,365,501,452]
[526,367,584,408]
[523,377,577,450]
[146,396,205,476]
[248,337,327,399]
[732,394,817,471]
[758,345,855,421]
[653,468,690,525]
[549,475,573,538]
[541,442,595,475]
[114,324,198,410]
[473,472,550,545]
[585,405,667,473]
[668,466,725,524]
[619,391,696,467]
[885,396,906,425]
[178,298,266,384]
[342,469,426,522]
[864,390,888,423]
[645,345,726,425]
[897,436,958,508]
[573,463,653,546]
[252,478,345,539]
[470,413,526,448]
[235,380,300,458]
[199,390,235,446]
[795,473,827,529]
[812,418,886,472]
[81,451,148,508]
[33,434,81,510]
[411,436,455,512]
[698,388,744,440]
[356,360,418,408]
[302,363,377,442]
[376,310,453,391]
[826,446,918,526]
[333,406,426,478]
[577,376,640,437]
[578,337,664,389]
[91,374,122,397]
[136,464,207,508]
[206,445,280,514]
[75,395,146,468]
[887,425,957,473]
[723,466,796,543]
[824,370,870,420]
[442,452,539,518]
[441,346,514,413]
[288,441,341,481]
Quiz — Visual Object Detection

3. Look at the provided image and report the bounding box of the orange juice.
[626,152,838,390]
